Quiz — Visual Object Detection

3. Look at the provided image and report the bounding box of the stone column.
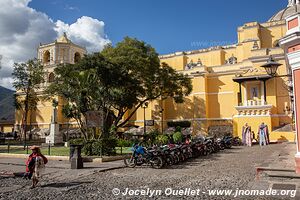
[45,106,62,145]
[289,54,300,173]
[243,82,248,106]
[260,81,265,105]
[279,13,300,173]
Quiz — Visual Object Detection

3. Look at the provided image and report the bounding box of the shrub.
[156,135,169,145]
[175,126,182,132]
[82,140,95,156]
[117,139,133,147]
[80,137,118,156]
[102,137,118,156]
[173,131,183,143]
[69,138,84,145]
[145,129,160,145]
[167,121,191,128]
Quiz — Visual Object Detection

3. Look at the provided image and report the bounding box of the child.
[25,146,48,188]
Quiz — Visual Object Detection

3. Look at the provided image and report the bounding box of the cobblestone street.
[0,143,298,200]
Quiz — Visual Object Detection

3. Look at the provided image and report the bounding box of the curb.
[0,161,126,171]
[0,153,124,163]
[268,174,300,179]
[0,153,69,161]
[97,165,126,173]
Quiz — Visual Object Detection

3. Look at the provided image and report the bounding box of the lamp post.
[160,108,164,134]
[261,56,293,114]
[142,102,148,135]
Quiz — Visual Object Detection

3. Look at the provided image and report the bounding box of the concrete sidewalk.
[0,156,125,182]
[254,142,300,198]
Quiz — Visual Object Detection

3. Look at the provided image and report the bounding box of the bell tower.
[31,34,87,137]
[38,33,86,83]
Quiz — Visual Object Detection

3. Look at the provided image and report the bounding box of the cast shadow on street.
[41,181,92,188]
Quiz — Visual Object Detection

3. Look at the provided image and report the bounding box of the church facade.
[130,0,297,141]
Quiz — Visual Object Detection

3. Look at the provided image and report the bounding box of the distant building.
[0,120,14,133]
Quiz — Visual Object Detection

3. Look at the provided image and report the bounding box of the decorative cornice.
[159,44,237,59]
[249,53,285,63]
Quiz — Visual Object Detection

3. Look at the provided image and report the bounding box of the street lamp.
[261,55,294,122]
[260,56,282,77]
[159,108,164,134]
[142,102,148,135]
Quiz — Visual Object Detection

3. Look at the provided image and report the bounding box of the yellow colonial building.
[15,1,297,142]
[130,1,297,142]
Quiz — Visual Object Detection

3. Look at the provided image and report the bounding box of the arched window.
[43,50,50,64]
[48,72,55,83]
[74,52,81,63]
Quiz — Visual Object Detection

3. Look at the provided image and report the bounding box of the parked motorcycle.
[124,144,164,169]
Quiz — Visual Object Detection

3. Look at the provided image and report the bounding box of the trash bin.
[69,145,75,161]
[70,144,83,169]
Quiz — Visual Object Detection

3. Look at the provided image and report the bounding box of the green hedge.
[167,121,191,128]
[69,137,117,156]
[117,139,133,147]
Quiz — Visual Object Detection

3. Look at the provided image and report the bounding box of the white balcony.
[235,100,272,116]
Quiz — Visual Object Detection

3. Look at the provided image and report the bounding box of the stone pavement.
[0,157,125,182]
[251,142,300,198]
[0,144,299,199]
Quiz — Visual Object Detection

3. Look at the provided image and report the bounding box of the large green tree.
[12,58,45,141]
[46,37,192,140]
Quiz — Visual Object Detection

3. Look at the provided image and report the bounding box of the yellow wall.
[150,19,293,140]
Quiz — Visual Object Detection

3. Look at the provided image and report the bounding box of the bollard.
[69,145,75,161]
[48,141,51,155]
[7,141,10,153]
[26,145,29,154]
[70,144,83,169]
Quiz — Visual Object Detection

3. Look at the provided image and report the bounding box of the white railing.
[235,100,272,116]
[238,100,267,107]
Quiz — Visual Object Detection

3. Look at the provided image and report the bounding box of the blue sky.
[28,0,287,55]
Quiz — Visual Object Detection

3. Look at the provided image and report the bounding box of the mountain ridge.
[0,86,15,121]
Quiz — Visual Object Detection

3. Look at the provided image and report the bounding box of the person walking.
[25,146,48,188]
[242,123,251,146]
[258,123,269,146]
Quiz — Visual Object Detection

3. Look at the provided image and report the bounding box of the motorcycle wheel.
[151,156,164,169]
[226,143,232,149]
[124,156,136,168]
[202,149,208,156]
[173,154,180,164]
[220,144,225,150]
[166,155,174,166]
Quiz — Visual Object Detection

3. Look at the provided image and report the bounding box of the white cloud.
[0,0,110,90]
[55,16,110,52]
